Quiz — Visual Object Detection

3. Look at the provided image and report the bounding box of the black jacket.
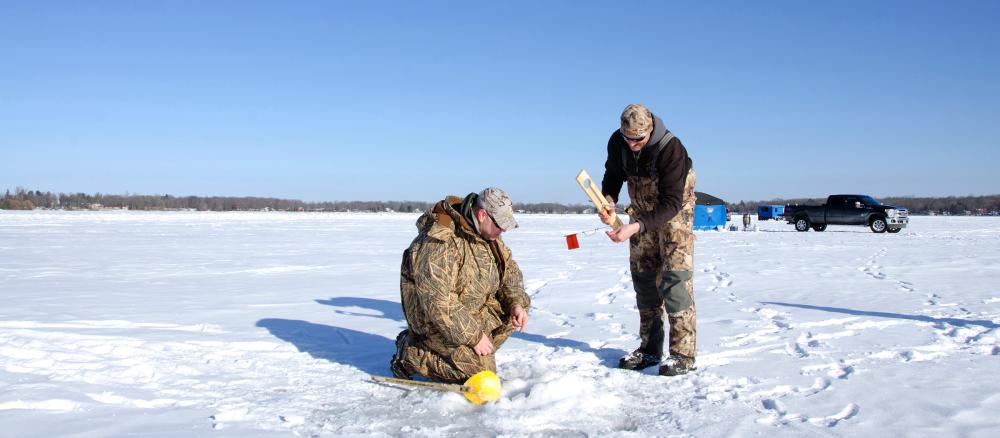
[601,115,693,231]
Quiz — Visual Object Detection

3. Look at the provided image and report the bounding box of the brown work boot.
[657,355,696,376]
[390,330,412,379]
[618,349,661,371]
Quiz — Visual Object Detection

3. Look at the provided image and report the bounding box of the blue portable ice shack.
[694,192,727,230]
[757,205,785,220]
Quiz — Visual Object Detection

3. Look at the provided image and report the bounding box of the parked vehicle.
[757,205,784,221]
[784,194,908,233]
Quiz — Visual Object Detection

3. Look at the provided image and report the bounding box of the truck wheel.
[812,224,827,232]
[794,217,810,232]
[870,217,887,233]
[887,228,901,233]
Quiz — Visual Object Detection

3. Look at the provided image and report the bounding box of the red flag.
[565,234,580,250]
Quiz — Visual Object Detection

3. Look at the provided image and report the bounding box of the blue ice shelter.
[757,205,785,220]
[694,192,727,230]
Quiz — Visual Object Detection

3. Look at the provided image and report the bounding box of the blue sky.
[2,1,998,203]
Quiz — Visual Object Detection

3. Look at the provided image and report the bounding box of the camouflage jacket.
[400,195,530,348]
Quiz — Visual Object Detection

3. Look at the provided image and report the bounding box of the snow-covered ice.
[2,211,999,437]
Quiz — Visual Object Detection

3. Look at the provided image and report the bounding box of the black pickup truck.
[784,194,909,233]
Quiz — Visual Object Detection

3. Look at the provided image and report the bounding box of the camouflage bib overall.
[627,166,697,360]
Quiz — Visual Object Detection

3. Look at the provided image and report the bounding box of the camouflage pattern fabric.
[636,307,665,358]
[398,323,516,384]
[627,169,697,359]
[620,104,653,138]
[396,196,530,383]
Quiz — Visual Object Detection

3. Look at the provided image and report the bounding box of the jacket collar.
[433,195,480,241]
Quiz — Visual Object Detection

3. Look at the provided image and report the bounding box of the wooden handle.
[576,169,623,230]
[371,375,470,394]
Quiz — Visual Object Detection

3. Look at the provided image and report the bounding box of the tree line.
[0,188,432,212]
[3,187,999,215]
[0,187,595,214]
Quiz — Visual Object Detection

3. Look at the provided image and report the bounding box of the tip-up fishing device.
[371,370,502,405]
[575,169,623,231]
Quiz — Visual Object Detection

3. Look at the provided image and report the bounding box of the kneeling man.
[391,187,530,383]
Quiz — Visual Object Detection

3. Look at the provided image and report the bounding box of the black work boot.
[618,349,661,371]
[657,355,696,376]
[618,306,665,370]
[390,329,412,379]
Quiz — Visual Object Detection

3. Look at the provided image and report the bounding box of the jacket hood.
[415,194,483,242]
[646,115,670,148]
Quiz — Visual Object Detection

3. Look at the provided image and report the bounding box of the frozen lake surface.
[1,211,999,437]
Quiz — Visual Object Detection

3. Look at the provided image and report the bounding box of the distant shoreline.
[3,209,998,218]
[3,188,999,216]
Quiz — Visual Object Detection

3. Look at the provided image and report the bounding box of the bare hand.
[511,305,528,332]
[606,222,641,243]
[473,333,495,356]
[598,196,616,226]
[598,207,615,225]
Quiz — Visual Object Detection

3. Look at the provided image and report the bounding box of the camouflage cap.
[478,187,518,231]
[620,104,653,138]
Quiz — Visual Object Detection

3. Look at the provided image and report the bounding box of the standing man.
[391,188,530,383]
[599,104,697,376]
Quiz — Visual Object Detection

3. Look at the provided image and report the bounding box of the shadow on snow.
[315,296,405,322]
[258,296,628,373]
[762,301,1000,329]
[255,318,394,376]
[510,331,627,368]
